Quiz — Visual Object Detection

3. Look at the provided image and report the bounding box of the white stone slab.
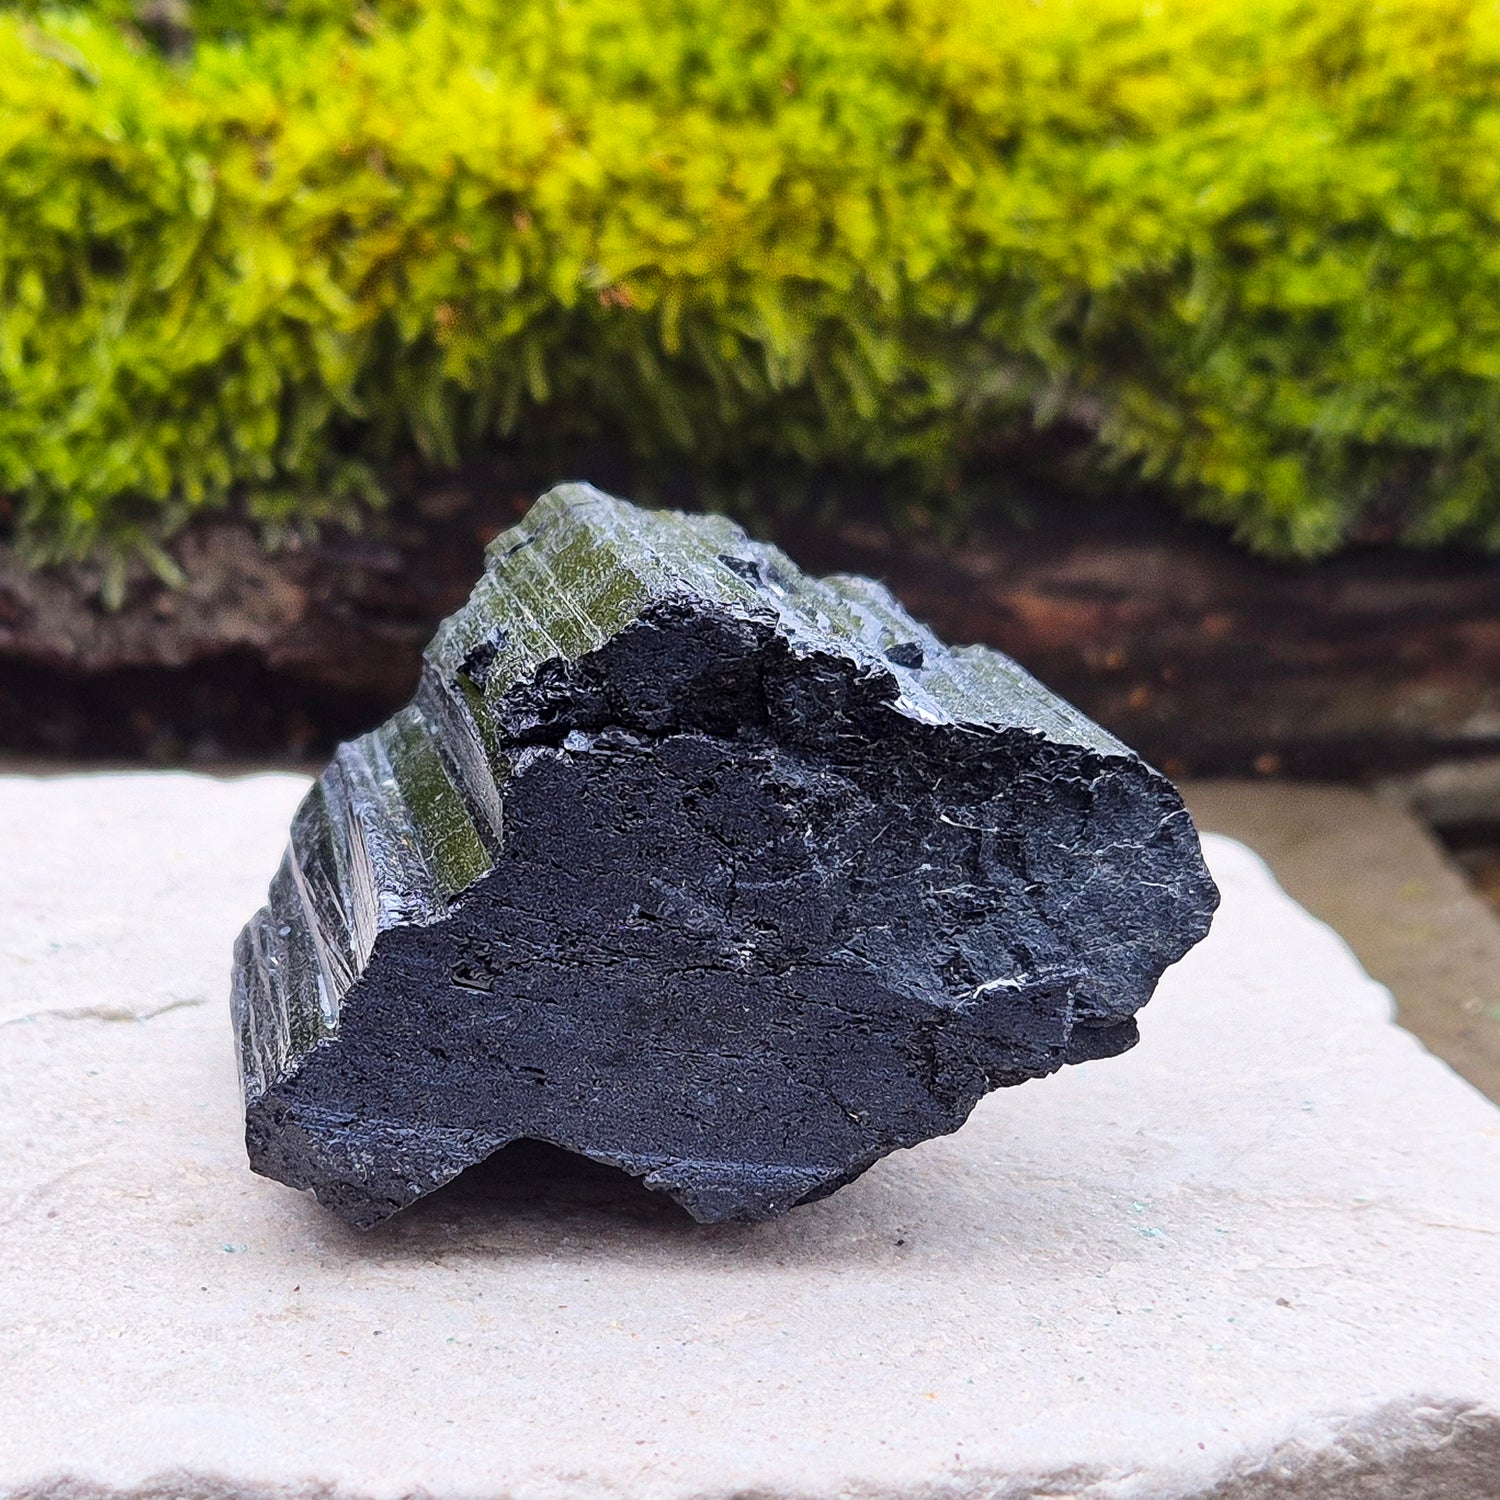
[1,772,1497,1500]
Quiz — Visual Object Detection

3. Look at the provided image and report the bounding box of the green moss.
[3,0,1500,563]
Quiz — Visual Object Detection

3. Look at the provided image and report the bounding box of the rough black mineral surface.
[232,484,1219,1227]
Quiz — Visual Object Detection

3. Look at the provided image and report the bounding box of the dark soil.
[4,466,1500,776]
[1434,825,1500,918]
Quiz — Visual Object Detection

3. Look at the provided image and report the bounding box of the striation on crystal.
[231,484,1219,1227]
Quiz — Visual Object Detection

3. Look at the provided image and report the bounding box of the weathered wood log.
[231,485,1218,1226]
[11,482,1500,775]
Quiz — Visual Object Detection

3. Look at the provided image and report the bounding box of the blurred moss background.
[4,0,1500,585]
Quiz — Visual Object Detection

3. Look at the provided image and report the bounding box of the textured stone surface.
[1185,780,1500,1104]
[1,773,1498,1499]
[232,485,1218,1228]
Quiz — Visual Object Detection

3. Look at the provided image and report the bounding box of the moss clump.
[4,0,1500,567]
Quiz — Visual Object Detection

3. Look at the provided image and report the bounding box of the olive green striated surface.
[419,486,1130,755]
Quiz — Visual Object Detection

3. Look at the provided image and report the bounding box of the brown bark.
[3,488,1499,775]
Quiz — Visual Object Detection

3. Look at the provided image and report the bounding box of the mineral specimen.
[231,484,1219,1227]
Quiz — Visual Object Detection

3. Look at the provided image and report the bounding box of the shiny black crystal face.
[232,486,1219,1228]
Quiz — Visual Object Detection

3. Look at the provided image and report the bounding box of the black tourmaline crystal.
[232,485,1219,1227]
